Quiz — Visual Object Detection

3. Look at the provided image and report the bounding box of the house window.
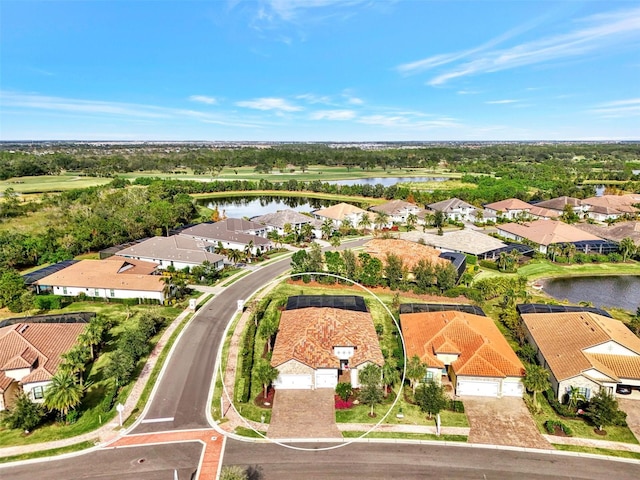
[32,386,44,400]
[62,287,68,295]
[110,289,115,297]
[94,289,100,297]
[424,371,434,382]
[566,386,591,400]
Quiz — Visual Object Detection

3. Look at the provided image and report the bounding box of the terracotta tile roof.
[0,372,12,392]
[522,312,640,381]
[370,200,421,216]
[485,198,533,212]
[400,229,507,256]
[2,347,38,370]
[0,322,85,385]
[271,307,384,370]
[35,259,165,292]
[586,353,640,380]
[400,311,524,378]
[534,196,583,211]
[363,238,448,271]
[497,220,602,246]
[313,202,367,221]
[251,210,319,229]
[574,221,640,246]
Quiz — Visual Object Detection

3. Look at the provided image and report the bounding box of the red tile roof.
[271,307,384,370]
[401,311,524,378]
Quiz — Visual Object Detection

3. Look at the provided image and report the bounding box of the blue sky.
[1,1,639,141]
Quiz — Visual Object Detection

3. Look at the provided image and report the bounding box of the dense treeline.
[2,143,639,181]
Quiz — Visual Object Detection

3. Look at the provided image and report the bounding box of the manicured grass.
[530,394,638,444]
[234,426,267,438]
[0,441,96,464]
[0,174,112,193]
[553,444,640,459]
[517,259,640,281]
[342,431,467,442]
[221,271,251,287]
[212,310,243,422]
[406,180,477,191]
[0,301,184,447]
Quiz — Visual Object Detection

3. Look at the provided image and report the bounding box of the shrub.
[544,419,572,436]
[66,410,79,424]
[335,399,354,410]
[478,260,499,270]
[543,389,577,418]
[2,393,45,431]
[464,254,477,265]
[336,382,353,402]
[607,252,623,263]
[34,294,64,310]
[448,400,465,413]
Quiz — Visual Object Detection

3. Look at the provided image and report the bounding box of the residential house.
[521,310,640,401]
[271,296,384,390]
[312,202,368,230]
[484,198,557,221]
[575,221,640,248]
[363,238,449,271]
[251,209,322,238]
[427,198,476,222]
[496,220,607,254]
[0,321,86,410]
[582,195,640,223]
[533,196,589,217]
[400,230,508,257]
[400,309,525,397]
[34,257,167,302]
[179,218,271,256]
[369,200,423,226]
[116,235,224,271]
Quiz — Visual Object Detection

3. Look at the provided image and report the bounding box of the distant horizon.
[2,1,639,141]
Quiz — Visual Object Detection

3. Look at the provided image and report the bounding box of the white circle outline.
[218,271,408,451]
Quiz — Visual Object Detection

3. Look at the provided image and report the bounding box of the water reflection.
[542,276,640,312]
[328,176,448,187]
[196,195,339,218]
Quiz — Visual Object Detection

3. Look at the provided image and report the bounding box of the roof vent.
[19,324,29,334]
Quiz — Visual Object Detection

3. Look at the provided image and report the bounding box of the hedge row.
[239,299,269,403]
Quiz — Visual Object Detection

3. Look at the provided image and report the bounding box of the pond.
[195,195,340,219]
[542,276,640,312]
[327,176,449,187]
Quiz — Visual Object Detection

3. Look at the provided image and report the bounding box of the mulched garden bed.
[254,387,275,408]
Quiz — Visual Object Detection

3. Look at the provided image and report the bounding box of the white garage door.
[457,379,500,397]
[275,374,312,389]
[502,381,524,397]
[315,370,338,389]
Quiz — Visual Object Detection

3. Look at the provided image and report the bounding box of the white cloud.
[236,97,302,111]
[358,114,460,129]
[589,98,640,118]
[309,110,356,120]
[485,99,519,104]
[296,93,333,104]
[189,95,217,105]
[258,0,367,21]
[397,6,640,85]
[457,90,480,95]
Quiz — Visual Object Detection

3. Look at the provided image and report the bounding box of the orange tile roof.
[314,202,367,221]
[400,311,524,378]
[271,307,384,370]
[0,322,85,385]
[522,312,640,382]
[497,220,602,246]
[35,258,165,292]
[485,198,532,212]
[363,238,448,271]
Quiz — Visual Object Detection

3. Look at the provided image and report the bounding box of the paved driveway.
[267,389,341,439]
[462,396,551,449]
[618,398,640,442]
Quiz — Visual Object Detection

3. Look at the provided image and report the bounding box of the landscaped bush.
[543,389,577,418]
[335,398,354,410]
[462,288,483,303]
[34,294,65,310]
[336,382,353,402]
[449,400,465,413]
[478,259,499,270]
[544,419,573,436]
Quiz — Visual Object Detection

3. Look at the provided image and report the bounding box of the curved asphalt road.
[3,239,640,478]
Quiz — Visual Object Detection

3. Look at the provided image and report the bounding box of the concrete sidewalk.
[0,291,214,459]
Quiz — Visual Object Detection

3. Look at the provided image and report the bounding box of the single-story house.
[116,235,225,271]
[496,220,605,254]
[400,309,525,397]
[179,219,272,256]
[427,198,476,222]
[0,321,86,410]
[484,198,557,221]
[312,202,368,230]
[400,229,508,257]
[574,221,640,248]
[533,196,589,217]
[271,296,384,390]
[369,200,423,225]
[363,238,449,271]
[251,209,322,238]
[521,310,640,401]
[34,257,167,302]
[582,195,640,222]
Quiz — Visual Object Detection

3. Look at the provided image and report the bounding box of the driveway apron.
[462,397,552,449]
[267,389,341,439]
[618,398,640,442]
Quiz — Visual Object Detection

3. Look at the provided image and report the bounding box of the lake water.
[542,276,640,312]
[196,196,338,219]
[328,176,448,187]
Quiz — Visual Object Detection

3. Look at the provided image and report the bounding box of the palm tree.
[374,211,390,231]
[227,248,243,265]
[406,213,418,231]
[358,212,372,233]
[214,241,227,256]
[43,370,83,419]
[406,355,427,395]
[522,364,550,406]
[254,362,279,399]
[321,218,334,240]
[566,386,586,409]
[340,217,353,234]
[300,223,314,242]
[433,210,445,235]
[243,240,255,262]
[59,346,89,386]
[79,319,104,359]
[382,361,400,395]
[619,237,636,262]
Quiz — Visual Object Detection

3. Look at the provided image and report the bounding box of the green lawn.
[0,174,112,193]
[530,394,638,444]
[553,444,640,459]
[234,426,267,438]
[0,301,184,447]
[0,441,96,464]
[342,431,467,442]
